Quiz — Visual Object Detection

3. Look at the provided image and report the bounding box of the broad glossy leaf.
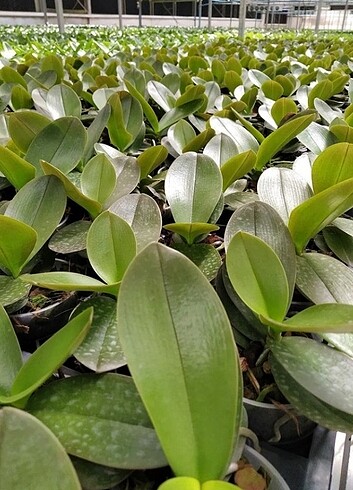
[49,220,90,254]
[209,116,259,153]
[137,144,168,180]
[27,374,167,469]
[7,110,50,153]
[257,167,313,224]
[226,232,289,322]
[288,177,353,253]
[0,145,35,189]
[147,80,176,112]
[308,79,333,109]
[165,152,222,224]
[323,226,353,267]
[25,116,87,174]
[0,305,22,395]
[0,215,37,277]
[314,98,342,124]
[21,272,119,296]
[312,142,353,194]
[0,276,30,311]
[164,222,219,245]
[117,243,241,481]
[183,128,215,153]
[10,86,32,111]
[92,88,119,110]
[81,154,116,206]
[0,308,92,405]
[330,122,353,144]
[231,109,265,144]
[271,97,298,126]
[261,80,284,101]
[204,133,239,167]
[71,457,130,490]
[82,104,111,164]
[87,211,136,284]
[224,192,259,210]
[46,83,81,120]
[109,193,162,252]
[125,78,159,133]
[158,98,204,133]
[108,92,143,152]
[172,243,221,281]
[104,155,140,207]
[0,66,26,87]
[271,337,353,419]
[168,120,196,155]
[297,121,338,155]
[5,175,66,259]
[0,407,81,490]
[255,113,316,170]
[225,202,296,308]
[72,296,125,372]
[158,477,200,490]
[221,150,256,191]
[41,160,102,218]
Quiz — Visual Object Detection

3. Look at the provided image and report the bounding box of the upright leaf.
[0,305,22,396]
[81,154,116,206]
[117,243,241,482]
[312,142,353,194]
[87,211,136,284]
[46,83,82,119]
[0,146,35,189]
[7,111,50,153]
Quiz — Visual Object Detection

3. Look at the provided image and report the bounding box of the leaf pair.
[158,477,240,490]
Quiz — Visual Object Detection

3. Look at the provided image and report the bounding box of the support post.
[208,0,212,29]
[54,0,65,33]
[238,0,247,38]
[342,0,349,31]
[40,0,48,25]
[315,0,324,33]
[198,0,202,28]
[86,0,92,15]
[265,0,270,29]
[138,0,142,27]
[118,0,123,29]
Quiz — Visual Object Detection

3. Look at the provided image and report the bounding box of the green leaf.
[0,146,35,189]
[278,303,353,333]
[231,108,265,144]
[7,110,50,154]
[0,308,92,405]
[330,122,353,144]
[261,80,284,101]
[109,193,162,252]
[0,66,26,87]
[125,78,159,133]
[107,92,143,152]
[225,201,296,309]
[183,128,216,153]
[27,374,167,469]
[137,144,168,180]
[0,215,37,277]
[221,150,256,191]
[209,116,259,153]
[255,112,316,170]
[0,407,81,490]
[0,305,22,396]
[117,243,242,481]
[72,296,125,373]
[271,337,353,430]
[82,104,111,164]
[25,116,87,175]
[21,272,119,296]
[46,83,82,119]
[164,222,219,245]
[323,226,353,267]
[288,177,353,254]
[308,79,334,109]
[165,152,222,224]
[204,133,239,167]
[5,175,66,260]
[0,276,30,311]
[158,98,204,133]
[297,121,338,155]
[168,119,196,155]
[271,97,298,126]
[49,220,91,254]
[87,211,136,284]
[71,457,131,490]
[158,477,200,490]
[172,243,221,281]
[41,160,102,218]
[226,232,289,322]
[81,154,116,206]
[147,80,176,112]
[312,142,353,194]
[257,167,312,224]
[104,155,140,206]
